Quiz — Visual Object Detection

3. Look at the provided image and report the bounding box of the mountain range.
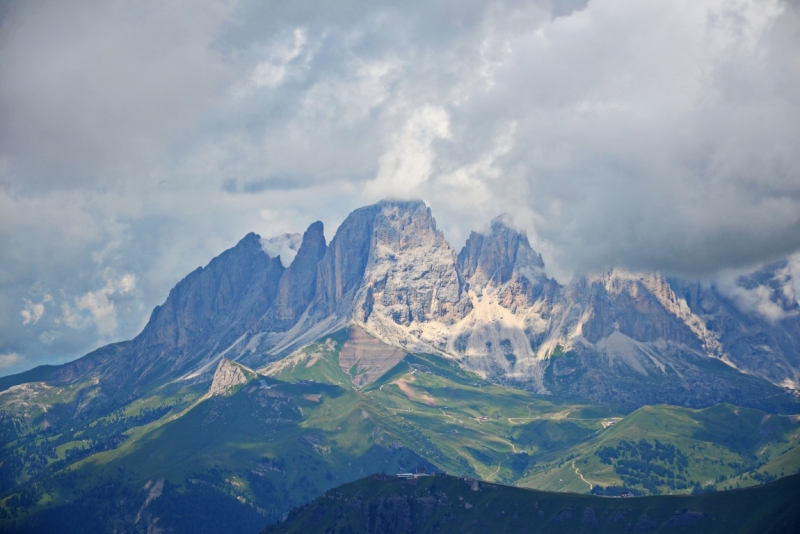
[1,199,799,533]
[5,199,798,411]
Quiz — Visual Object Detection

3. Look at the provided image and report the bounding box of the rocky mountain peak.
[117,231,284,388]
[458,216,545,288]
[311,199,468,324]
[311,204,383,317]
[208,358,254,396]
[371,199,439,250]
[354,200,471,335]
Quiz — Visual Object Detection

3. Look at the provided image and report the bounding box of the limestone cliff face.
[563,262,800,388]
[535,264,800,408]
[342,201,472,360]
[354,201,471,326]
[573,270,706,348]
[433,218,562,387]
[88,232,285,393]
[457,216,560,317]
[137,233,284,354]
[311,204,383,318]
[668,261,800,389]
[458,217,545,287]
[330,205,800,408]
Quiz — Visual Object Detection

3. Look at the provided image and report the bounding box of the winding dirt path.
[488,454,510,482]
[572,461,593,490]
[439,408,458,422]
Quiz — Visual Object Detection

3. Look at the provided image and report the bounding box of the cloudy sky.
[1,0,799,376]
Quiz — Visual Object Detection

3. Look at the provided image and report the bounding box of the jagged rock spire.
[274,221,327,323]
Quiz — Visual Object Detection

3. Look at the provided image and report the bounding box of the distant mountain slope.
[518,403,800,495]
[1,334,798,533]
[262,472,800,534]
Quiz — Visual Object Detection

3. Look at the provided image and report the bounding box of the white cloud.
[62,274,137,337]
[788,252,800,305]
[0,0,235,191]
[39,330,60,346]
[20,302,43,325]
[715,262,798,321]
[20,294,52,325]
[299,58,401,125]
[725,283,792,322]
[232,28,308,97]
[0,353,22,369]
[117,274,136,293]
[260,233,302,267]
[365,106,452,200]
[429,122,516,207]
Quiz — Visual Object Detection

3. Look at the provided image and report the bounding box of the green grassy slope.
[353,348,800,496]
[1,329,799,533]
[262,472,800,534]
[518,403,800,494]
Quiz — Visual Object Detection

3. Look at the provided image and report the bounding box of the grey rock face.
[356,200,471,328]
[572,271,704,348]
[537,267,800,410]
[433,218,562,388]
[137,233,283,352]
[273,221,327,325]
[307,200,472,357]
[668,261,800,388]
[311,204,383,318]
[21,233,287,402]
[85,232,284,392]
[458,217,544,287]
[458,216,559,311]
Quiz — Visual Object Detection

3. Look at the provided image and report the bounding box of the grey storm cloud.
[1,0,799,375]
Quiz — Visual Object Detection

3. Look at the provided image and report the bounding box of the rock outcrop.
[208,358,253,396]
